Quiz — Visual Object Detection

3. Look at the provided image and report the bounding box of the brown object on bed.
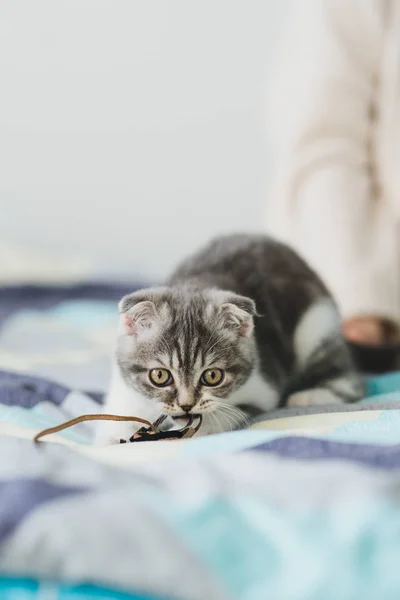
[34,413,202,444]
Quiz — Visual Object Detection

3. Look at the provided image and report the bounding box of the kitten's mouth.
[174,412,201,419]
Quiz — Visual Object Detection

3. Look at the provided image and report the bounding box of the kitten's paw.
[287,388,343,408]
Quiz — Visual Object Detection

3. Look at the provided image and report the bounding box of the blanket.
[2,285,400,600]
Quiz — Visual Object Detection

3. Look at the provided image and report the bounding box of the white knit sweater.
[266,0,400,324]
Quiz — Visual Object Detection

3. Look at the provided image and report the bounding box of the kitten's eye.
[149,369,173,387]
[200,368,224,387]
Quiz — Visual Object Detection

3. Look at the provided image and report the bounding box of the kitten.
[97,234,363,444]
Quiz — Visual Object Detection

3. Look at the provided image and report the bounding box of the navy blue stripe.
[0,370,70,408]
[253,436,400,469]
[0,283,146,407]
[0,283,147,329]
[0,371,105,407]
[0,479,87,542]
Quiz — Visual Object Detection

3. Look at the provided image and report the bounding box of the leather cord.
[34,413,156,443]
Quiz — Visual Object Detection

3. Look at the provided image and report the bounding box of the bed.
[1,283,400,600]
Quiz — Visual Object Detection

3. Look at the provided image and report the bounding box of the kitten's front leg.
[287,376,363,408]
[287,388,343,408]
[95,368,161,446]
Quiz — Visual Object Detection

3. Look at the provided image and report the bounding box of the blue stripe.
[0,479,87,542]
[0,370,70,408]
[0,370,103,408]
[253,436,400,469]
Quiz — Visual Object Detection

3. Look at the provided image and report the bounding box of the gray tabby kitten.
[97,234,363,444]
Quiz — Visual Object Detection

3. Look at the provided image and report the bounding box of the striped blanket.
[1,285,400,600]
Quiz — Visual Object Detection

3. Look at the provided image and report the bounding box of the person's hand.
[343,316,386,346]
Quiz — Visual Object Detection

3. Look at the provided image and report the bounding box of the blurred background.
[0,0,288,283]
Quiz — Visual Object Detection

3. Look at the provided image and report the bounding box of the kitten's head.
[116,286,257,421]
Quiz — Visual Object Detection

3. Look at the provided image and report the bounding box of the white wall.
[0,0,288,282]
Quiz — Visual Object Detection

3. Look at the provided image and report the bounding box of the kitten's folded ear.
[214,292,257,338]
[119,287,169,336]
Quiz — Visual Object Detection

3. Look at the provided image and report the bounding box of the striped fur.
[98,235,364,444]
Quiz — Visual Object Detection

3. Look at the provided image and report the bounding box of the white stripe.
[294,298,339,365]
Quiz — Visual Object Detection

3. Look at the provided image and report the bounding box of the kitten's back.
[169,233,329,340]
[169,234,361,400]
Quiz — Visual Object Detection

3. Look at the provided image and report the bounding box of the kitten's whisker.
[224,410,240,432]
[216,402,244,416]
[213,412,221,434]
[215,401,248,421]
[213,409,228,434]
[214,402,250,429]
[213,406,237,432]
[216,409,239,429]
[209,411,219,434]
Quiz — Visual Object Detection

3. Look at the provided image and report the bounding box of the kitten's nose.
[180,404,192,413]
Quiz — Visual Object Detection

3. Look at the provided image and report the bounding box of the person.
[265,0,400,347]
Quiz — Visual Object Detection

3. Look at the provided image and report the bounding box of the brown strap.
[181,427,200,439]
[183,415,203,436]
[34,413,157,443]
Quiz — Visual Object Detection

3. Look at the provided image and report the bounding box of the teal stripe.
[0,578,167,600]
[163,496,400,600]
[365,372,400,397]
[0,404,88,444]
[329,409,400,445]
